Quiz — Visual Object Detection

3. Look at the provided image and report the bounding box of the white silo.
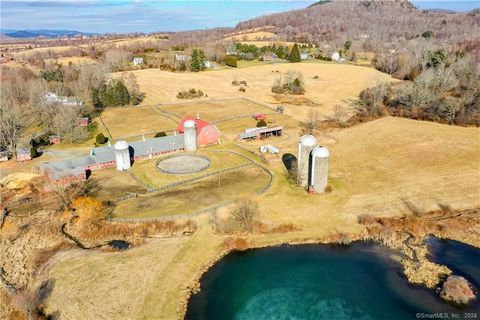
[297,135,317,187]
[310,146,329,193]
[184,119,197,152]
[114,140,131,171]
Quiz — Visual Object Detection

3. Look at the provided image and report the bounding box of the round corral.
[157,154,211,174]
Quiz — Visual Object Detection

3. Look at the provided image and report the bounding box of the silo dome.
[184,120,196,128]
[184,120,197,152]
[114,140,129,150]
[297,135,317,187]
[114,140,131,171]
[299,135,317,147]
[311,145,329,158]
[310,146,329,193]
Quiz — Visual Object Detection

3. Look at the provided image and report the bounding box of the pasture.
[157,98,273,122]
[101,106,178,139]
[114,165,271,218]
[125,62,394,121]
[128,147,251,189]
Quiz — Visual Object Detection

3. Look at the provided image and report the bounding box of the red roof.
[177,116,211,134]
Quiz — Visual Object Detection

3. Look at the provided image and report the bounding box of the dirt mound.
[1,172,39,190]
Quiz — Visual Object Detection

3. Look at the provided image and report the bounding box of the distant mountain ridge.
[2,29,97,38]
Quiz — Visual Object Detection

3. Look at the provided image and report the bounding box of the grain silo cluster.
[297,135,329,193]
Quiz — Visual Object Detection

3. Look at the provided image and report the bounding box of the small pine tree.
[344,39,352,52]
[30,147,38,158]
[288,43,301,63]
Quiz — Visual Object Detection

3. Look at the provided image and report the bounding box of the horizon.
[1,1,479,34]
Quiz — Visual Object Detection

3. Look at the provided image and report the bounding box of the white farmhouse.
[204,60,212,68]
[44,91,83,107]
[133,57,144,66]
[331,51,345,63]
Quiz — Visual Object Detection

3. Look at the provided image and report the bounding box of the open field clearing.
[90,168,147,201]
[114,165,270,218]
[44,56,97,65]
[223,31,279,41]
[101,106,178,139]
[43,117,479,319]
[129,147,251,188]
[125,62,394,121]
[44,237,189,320]
[158,98,273,122]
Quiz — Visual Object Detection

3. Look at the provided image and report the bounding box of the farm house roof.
[177,116,211,135]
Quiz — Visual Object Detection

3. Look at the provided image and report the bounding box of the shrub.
[30,147,38,158]
[256,119,267,127]
[95,133,107,145]
[325,185,333,193]
[232,79,239,86]
[225,55,238,67]
[239,87,246,92]
[177,88,204,99]
[154,132,167,138]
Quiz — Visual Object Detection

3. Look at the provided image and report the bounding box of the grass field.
[124,62,394,121]
[158,98,273,123]
[223,31,279,41]
[129,147,251,188]
[114,165,270,218]
[101,106,178,139]
[90,168,147,201]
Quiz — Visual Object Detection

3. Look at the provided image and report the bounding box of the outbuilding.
[177,116,220,147]
[16,148,32,162]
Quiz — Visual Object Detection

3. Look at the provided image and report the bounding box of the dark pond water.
[186,241,480,320]
[108,240,130,250]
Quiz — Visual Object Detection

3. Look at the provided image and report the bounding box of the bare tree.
[230,196,259,233]
[53,105,88,143]
[301,109,320,134]
[0,83,27,154]
[329,105,348,127]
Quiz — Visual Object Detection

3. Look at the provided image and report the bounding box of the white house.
[175,54,189,61]
[331,51,345,63]
[133,57,144,66]
[300,53,311,60]
[44,91,83,107]
[204,60,212,68]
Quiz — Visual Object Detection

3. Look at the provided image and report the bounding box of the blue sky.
[1,1,479,33]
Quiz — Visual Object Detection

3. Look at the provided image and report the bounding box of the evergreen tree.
[344,39,352,52]
[288,43,301,63]
[190,49,206,72]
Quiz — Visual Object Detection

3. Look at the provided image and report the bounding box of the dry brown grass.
[119,62,394,121]
[101,106,178,139]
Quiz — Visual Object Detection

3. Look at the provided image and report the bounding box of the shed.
[16,148,32,162]
[253,113,267,121]
[0,149,8,162]
[49,135,61,144]
[177,117,220,147]
[237,126,283,141]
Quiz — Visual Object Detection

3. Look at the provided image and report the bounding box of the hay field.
[45,56,97,65]
[101,106,178,139]
[223,31,279,41]
[126,62,394,121]
[114,165,270,218]
[158,98,273,122]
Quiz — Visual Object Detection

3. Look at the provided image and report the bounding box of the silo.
[184,120,197,152]
[114,140,131,171]
[297,135,317,187]
[310,146,329,193]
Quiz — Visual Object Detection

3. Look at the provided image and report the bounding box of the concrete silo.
[297,135,317,187]
[309,146,329,193]
[114,140,131,171]
[184,119,197,152]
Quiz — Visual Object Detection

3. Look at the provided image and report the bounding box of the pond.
[186,241,480,320]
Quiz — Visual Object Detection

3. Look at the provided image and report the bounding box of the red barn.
[80,117,90,127]
[49,135,61,144]
[177,117,220,147]
[253,113,267,121]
